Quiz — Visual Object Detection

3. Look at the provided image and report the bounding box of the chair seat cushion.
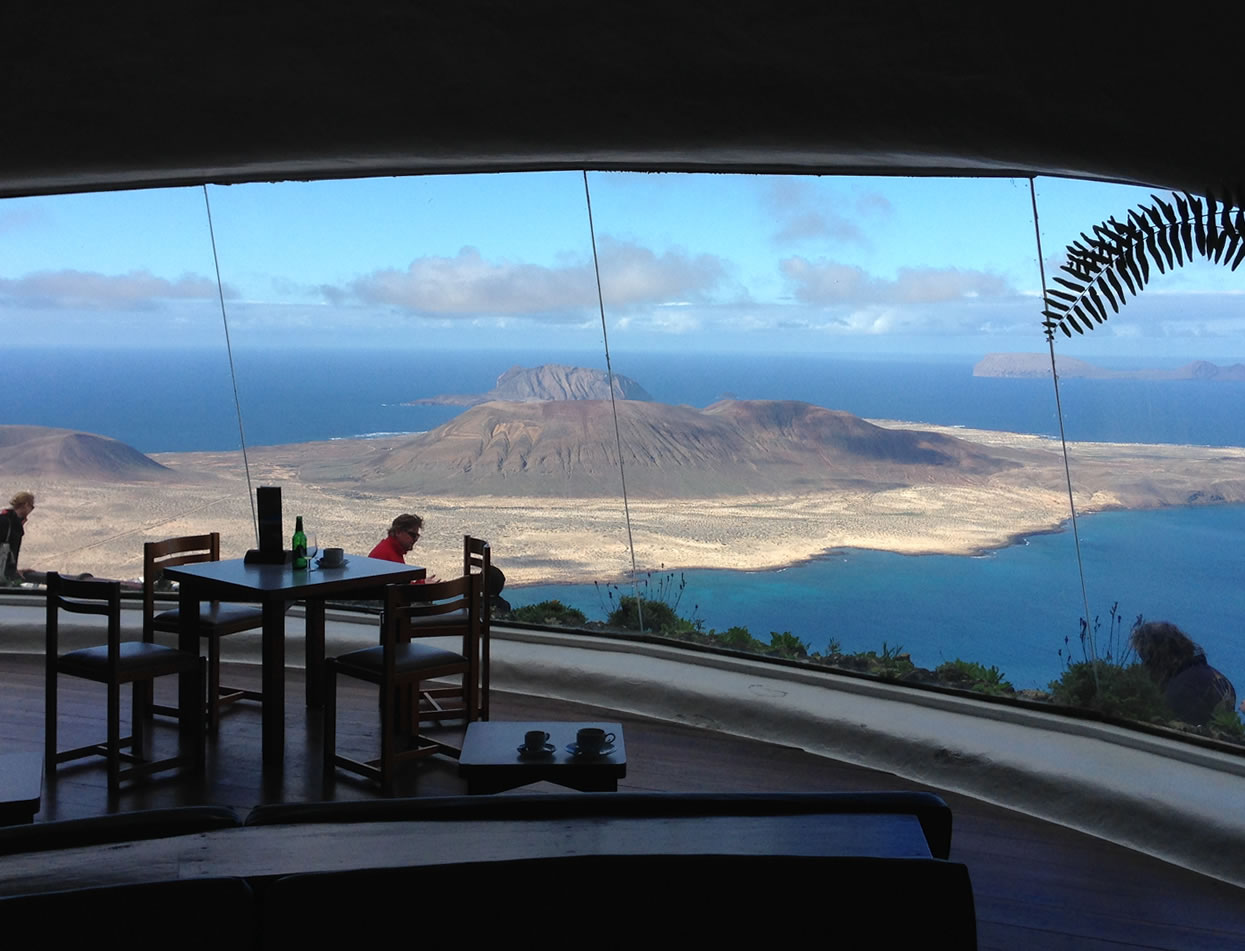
[153,603,264,636]
[58,642,198,677]
[336,642,467,676]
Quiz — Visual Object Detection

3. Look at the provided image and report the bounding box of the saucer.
[517,743,555,755]
[566,742,615,758]
[316,556,348,569]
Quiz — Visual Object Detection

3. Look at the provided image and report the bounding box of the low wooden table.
[0,752,42,825]
[458,721,626,794]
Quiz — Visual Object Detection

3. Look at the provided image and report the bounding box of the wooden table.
[458,721,626,794]
[0,752,42,825]
[163,556,424,770]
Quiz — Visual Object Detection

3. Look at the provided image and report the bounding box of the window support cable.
[202,185,259,546]
[582,171,645,632]
[1029,177,1097,679]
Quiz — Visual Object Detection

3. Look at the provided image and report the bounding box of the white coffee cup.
[320,547,345,568]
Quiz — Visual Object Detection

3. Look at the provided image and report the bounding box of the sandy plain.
[13,421,1245,588]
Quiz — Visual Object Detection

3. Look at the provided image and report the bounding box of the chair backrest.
[383,574,482,671]
[46,571,122,664]
[142,533,220,640]
[462,537,492,719]
[464,535,493,624]
[464,535,489,581]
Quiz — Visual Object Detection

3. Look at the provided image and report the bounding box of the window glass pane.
[0,186,241,579]
[2,173,1241,742]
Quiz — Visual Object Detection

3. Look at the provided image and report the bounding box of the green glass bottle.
[292,515,307,570]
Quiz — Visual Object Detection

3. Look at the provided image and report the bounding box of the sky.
[2,172,1243,361]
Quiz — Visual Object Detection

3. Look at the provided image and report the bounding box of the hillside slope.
[0,426,171,481]
[298,399,1018,497]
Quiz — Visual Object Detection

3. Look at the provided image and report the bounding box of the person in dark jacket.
[1131,621,1237,725]
[1,491,35,581]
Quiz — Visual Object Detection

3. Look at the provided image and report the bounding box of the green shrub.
[716,625,766,651]
[934,659,1014,696]
[1209,708,1245,740]
[875,642,915,678]
[768,631,809,659]
[1048,661,1170,721]
[607,596,693,635]
[512,600,587,626]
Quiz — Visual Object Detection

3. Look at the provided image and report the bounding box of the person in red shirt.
[369,513,423,563]
[369,513,437,581]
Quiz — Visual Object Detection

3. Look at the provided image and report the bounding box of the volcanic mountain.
[0,426,171,480]
[407,364,653,406]
[302,399,1019,498]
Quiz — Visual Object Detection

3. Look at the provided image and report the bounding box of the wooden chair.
[325,574,483,794]
[144,534,265,733]
[45,572,205,793]
[463,535,492,719]
[402,536,491,722]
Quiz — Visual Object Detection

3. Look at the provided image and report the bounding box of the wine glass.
[305,533,319,570]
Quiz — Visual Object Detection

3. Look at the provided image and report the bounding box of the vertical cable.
[582,171,645,632]
[1029,178,1096,670]
[202,185,259,546]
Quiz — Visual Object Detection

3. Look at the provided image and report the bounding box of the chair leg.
[380,681,395,797]
[107,680,121,793]
[323,661,337,779]
[131,679,147,762]
[45,667,57,780]
[193,658,206,774]
[482,636,490,721]
[208,636,221,734]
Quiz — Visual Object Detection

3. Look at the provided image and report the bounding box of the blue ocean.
[6,346,1244,693]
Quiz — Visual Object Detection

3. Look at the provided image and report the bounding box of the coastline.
[13,422,1245,586]
[509,509,1112,589]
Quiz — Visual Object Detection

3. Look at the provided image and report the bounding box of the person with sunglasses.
[369,513,424,561]
[369,513,438,581]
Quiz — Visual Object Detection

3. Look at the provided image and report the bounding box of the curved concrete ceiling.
[4,4,1240,197]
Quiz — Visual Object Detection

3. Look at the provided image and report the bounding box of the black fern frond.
[1043,189,1245,340]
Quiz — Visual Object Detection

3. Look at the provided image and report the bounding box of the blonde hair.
[9,491,34,509]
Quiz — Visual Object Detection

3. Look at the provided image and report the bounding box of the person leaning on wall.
[0,490,34,583]
[1130,621,1238,725]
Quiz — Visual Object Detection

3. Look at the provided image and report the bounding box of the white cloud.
[781,257,1012,306]
[764,180,891,246]
[0,205,49,235]
[0,269,225,309]
[340,239,727,319]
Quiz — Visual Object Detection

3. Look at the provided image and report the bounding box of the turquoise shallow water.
[512,504,1245,694]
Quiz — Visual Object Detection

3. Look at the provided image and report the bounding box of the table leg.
[262,599,286,770]
[178,584,201,749]
[305,598,325,709]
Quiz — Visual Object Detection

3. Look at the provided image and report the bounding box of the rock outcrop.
[406,364,653,406]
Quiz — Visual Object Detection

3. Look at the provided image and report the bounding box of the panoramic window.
[1,172,1241,743]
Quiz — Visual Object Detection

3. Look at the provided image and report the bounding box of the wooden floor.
[4,653,1244,949]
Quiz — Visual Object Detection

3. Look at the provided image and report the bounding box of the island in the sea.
[974,353,1245,381]
[406,363,653,406]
